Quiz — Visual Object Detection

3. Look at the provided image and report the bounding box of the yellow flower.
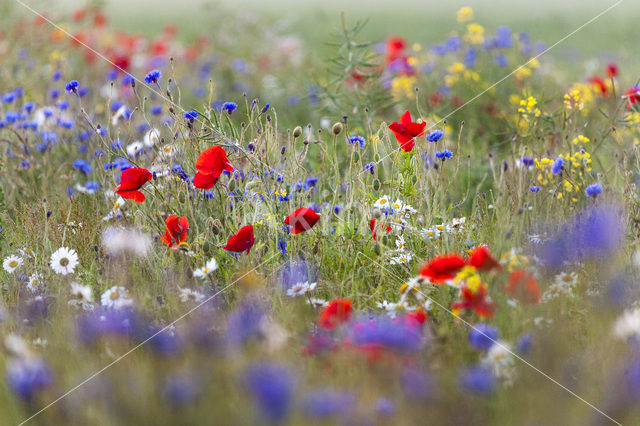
[391,76,417,100]
[514,67,532,82]
[572,135,590,145]
[465,24,484,44]
[457,7,473,23]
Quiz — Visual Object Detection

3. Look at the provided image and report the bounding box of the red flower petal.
[285,207,320,234]
[223,224,255,253]
[420,254,466,283]
[467,245,501,272]
[193,171,218,190]
[195,146,233,177]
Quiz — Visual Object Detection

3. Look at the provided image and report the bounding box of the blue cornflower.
[468,324,499,351]
[57,100,69,110]
[551,157,564,175]
[78,86,89,97]
[144,69,162,85]
[347,135,366,148]
[163,375,199,407]
[585,183,602,198]
[435,149,453,160]
[6,357,52,401]
[375,398,395,416]
[50,89,60,100]
[304,177,319,190]
[52,70,61,81]
[5,112,19,123]
[85,181,100,192]
[464,47,477,68]
[121,74,135,87]
[459,366,495,394]
[2,92,16,103]
[277,237,287,255]
[529,185,541,193]
[222,102,237,114]
[261,103,270,113]
[495,55,508,67]
[72,159,92,174]
[364,162,375,174]
[23,102,35,113]
[426,129,444,142]
[245,363,295,423]
[184,110,198,122]
[65,80,79,93]
[150,105,163,115]
[333,205,341,214]
[110,100,124,112]
[516,333,532,354]
[301,390,354,418]
[521,156,534,167]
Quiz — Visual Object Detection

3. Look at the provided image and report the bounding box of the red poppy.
[285,207,320,234]
[625,87,640,110]
[318,299,352,330]
[606,63,618,78]
[369,219,392,242]
[588,76,607,95]
[452,285,495,318]
[386,36,407,65]
[193,146,233,190]
[389,111,426,153]
[115,167,152,203]
[223,224,255,253]
[419,254,466,283]
[161,215,189,248]
[467,246,501,272]
[405,308,428,327]
[504,270,540,304]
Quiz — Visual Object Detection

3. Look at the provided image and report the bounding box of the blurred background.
[13,0,640,61]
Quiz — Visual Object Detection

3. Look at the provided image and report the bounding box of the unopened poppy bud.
[353,152,360,163]
[332,122,343,135]
[373,179,381,191]
[211,225,220,235]
[203,241,211,253]
[292,126,303,138]
[228,179,236,192]
[374,244,381,255]
[178,191,186,204]
[381,235,389,245]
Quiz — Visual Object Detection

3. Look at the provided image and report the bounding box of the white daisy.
[126,141,144,158]
[102,227,152,257]
[26,272,42,292]
[373,195,391,210]
[390,252,413,265]
[286,281,317,297]
[613,308,640,341]
[70,282,93,303]
[143,128,160,147]
[193,258,218,279]
[390,199,404,211]
[3,255,23,273]
[100,286,134,309]
[50,247,79,275]
[481,341,516,386]
[179,288,206,303]
[306,298,329,308]
[395,235,406,251]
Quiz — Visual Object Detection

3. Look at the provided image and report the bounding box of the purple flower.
[349,315,424,353]
[585,183,603,198]
[6,357,52,400]
[184,110,198,122]
[427,129,444,142]
[144,69,162,84]
[551,157,564,175]
[459,366,495,394]
[245,363,295,423]
[65,80,79,93]
[468,323,499,351]
[301,390,354,418]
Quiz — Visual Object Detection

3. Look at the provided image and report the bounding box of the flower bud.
[332,122,343,135]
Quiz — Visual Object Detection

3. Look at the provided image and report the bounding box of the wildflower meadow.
[1,1,640,424]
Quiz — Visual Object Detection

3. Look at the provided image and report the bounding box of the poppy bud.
[381,235,389,245]
[178,191,186,204]
[374,153,380,162]
[412,175,418,184]
[203,241,211,253]
[373,179,381,191]
[353,152,360,163]
[211,224,220,235]
[228,179,236,192]
[332,122,343,135]
[292,126,303,138]
[374,244,381,255]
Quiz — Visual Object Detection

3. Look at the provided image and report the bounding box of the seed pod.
[203,241,211,253]
[178,191,186,204]
[373,179,381,191]
[332,122,343,135]
[292,126,303,138]
[228,178,236,192]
